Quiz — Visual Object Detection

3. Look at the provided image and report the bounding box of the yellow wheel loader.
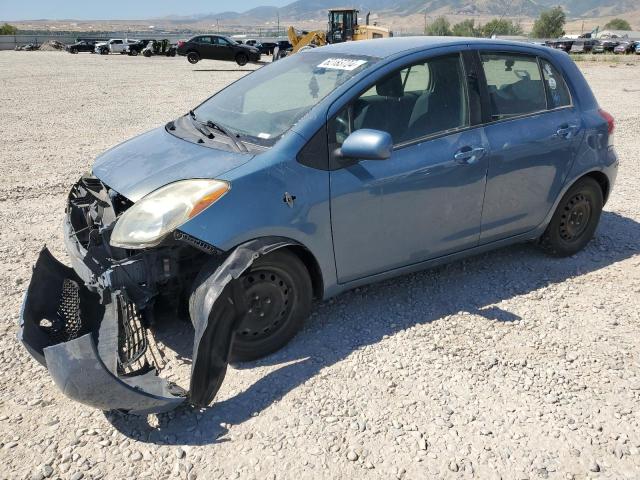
[274,8,392,59]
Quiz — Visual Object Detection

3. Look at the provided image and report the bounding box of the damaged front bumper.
[19,248,187,414]
[19,176,297,415]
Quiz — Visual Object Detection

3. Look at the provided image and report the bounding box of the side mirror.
[338,129,393,161]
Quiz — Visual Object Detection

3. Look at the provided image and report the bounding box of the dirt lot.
[0,51,639,480]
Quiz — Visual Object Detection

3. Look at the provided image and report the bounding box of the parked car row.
[64,38,176,56]
[549,38,640,55]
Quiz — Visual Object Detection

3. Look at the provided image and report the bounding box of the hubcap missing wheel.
[237,269,292,340]
[559,193,591,242]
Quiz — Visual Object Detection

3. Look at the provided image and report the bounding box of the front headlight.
[110,179,230,249]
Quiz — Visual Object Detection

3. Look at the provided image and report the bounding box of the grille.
[116,297,148,375]
[38,279,83,344]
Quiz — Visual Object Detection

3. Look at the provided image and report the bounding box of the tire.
[539,177,603,257]
[187,51,200,64]
[235,52,249,66]
[100,48,109,55]
[70,48,78,54]
[143,50,152,58]
[189,249,312,362]
[129,49,138,56]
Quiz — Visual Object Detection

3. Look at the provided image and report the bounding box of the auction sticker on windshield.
[317,58,368,71]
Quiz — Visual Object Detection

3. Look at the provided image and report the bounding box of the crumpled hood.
[92,126,252,202]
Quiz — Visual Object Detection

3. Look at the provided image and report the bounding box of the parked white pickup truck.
[94,39,138,55]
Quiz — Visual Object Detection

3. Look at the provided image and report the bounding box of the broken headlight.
[110,179,230,249]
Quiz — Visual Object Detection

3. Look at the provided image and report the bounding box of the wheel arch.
[221,236,324,300]
[581,170,610,204]
[280,244,324,300]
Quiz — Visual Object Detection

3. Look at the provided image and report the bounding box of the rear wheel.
[187,51,200,64]
[129,49,138,56]
[539,177,603,257]
[190,249,312,362]
[70,48,78,54]
[235,52,249,66]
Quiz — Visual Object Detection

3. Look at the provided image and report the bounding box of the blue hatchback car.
[20,37,618,413]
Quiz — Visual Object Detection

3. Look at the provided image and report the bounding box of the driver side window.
[330,54,468,147]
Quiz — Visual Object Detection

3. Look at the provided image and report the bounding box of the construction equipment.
[276,8,392,59]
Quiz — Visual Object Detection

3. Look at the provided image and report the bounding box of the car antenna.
[487,0,517,38]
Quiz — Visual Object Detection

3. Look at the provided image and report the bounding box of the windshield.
[194,51,378,145]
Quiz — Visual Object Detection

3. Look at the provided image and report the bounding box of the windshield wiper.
[189,110,247,152]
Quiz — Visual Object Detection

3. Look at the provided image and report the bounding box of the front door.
[476,51,583,243]
[329,54,489,283]
[213,36,235,61]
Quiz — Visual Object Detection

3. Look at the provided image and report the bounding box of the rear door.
[475,48,582,243]
[195,36,214,58]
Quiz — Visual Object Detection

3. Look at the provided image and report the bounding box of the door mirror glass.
[340,129,392,161]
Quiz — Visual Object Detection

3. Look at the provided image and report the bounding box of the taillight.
[599,108,615,134]
[598,108,615,146]
[177,40,185,48]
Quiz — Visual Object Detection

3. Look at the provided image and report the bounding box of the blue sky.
[1,0,291,21]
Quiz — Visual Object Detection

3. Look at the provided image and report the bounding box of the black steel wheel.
[190,249,312,362]
[539,177,603,257]
[187,51,200,64]
[235,52,249,66]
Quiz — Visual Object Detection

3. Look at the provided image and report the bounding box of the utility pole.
[277,13,280,38]
[424,5,428,34]
[216,19,220,34]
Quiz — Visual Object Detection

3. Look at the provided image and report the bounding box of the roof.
[317,36,548,58]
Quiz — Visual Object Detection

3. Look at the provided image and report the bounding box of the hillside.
[199,0,638,22]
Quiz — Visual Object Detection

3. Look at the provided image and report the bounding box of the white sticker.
[317,58,367,71]
[548,77,557,90]
[257,132,271,139]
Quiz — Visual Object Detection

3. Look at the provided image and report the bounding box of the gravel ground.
[0,52,639,480]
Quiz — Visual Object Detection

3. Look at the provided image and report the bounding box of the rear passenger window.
[540,60,571,109]
[481,53,547,119]
[331,54,468,146]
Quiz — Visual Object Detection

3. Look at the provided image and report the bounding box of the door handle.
[556,124,577,138]
[454,147,486,164]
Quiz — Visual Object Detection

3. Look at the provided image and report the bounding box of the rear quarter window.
[540,59,572,109]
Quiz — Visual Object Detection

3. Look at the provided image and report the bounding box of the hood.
[92,126,252,202]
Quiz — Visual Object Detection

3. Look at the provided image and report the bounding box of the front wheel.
[129,49,138,56]
[190,249,312,362]
[539,177,603,257]
[187,51,200,64]
[100,48,109,55]
[235,52,248,66]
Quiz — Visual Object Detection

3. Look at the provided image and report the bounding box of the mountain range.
[171,0,639,23]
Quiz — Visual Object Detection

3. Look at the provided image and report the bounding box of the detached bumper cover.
[19,248,186,414]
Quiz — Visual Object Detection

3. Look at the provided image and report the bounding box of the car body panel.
[91,126,253,202]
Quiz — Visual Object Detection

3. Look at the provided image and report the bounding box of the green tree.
[604,18,632,30]
[452,19,479,37]
[531,7,566,39]
[0,23,18,35]
[425,16,452,36]
[480,18,523,37]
